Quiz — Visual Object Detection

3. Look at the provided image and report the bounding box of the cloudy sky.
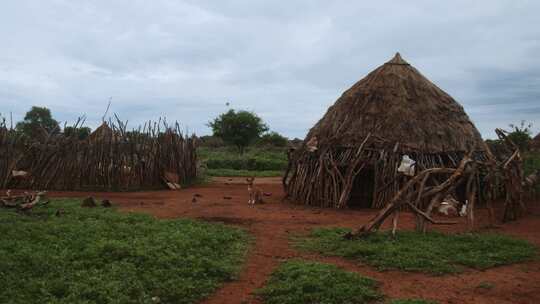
[1,1,539,139]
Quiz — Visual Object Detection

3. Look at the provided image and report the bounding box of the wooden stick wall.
[0,118,197,191]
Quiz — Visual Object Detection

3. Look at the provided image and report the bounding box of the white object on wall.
[397,155,416,176]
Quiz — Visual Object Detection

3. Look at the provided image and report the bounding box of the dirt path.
[48,177,540,304]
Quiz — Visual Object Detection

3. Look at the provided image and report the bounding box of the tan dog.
[246,177,263,205]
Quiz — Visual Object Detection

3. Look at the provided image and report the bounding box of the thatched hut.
[0,125,7,140]
[88,122,119,143]
[531,133,540,152]
[284,53,486,209]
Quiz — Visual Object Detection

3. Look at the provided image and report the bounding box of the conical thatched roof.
[0,125,7,136]
[531,133,540,151]
[305,53,484,153]
[88,122,117,142]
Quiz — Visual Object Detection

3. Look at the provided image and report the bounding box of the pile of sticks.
[285,129,529,238]
[347,154,478,238]
[285,135,379,208]
[346,129,528,238]
[0,190,49,212]
[494,129,526,222]
[0,117,197,191]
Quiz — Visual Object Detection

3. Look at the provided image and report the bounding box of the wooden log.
[348,155,472,238]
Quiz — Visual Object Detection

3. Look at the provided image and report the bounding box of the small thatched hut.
[531,133,540,152]
[284,53,486,209]
[88,122,119,143]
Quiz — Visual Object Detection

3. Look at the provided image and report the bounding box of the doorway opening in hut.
[348,168,375,209]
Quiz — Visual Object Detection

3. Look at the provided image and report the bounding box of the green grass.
[294,228,536,275]
[257,260,381,304]
[388,300,437,304]
[0,199,249,304]
[206,168,282,177]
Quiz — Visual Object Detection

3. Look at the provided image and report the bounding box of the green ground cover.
[0,199,249,304]
[257,260,381,304]
[294,228,536,275]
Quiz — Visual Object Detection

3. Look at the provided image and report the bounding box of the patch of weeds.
[294,228,536,274]
[257,260,381,304]
[0,199,250,304]
[477,282,495,290]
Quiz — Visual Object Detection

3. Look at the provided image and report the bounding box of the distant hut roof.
[88,122,118,142]
[532,133,540,151]
[305,53,484,153]
[0,125,7,142]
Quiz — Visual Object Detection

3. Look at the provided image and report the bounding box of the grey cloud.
[1,1,540,139]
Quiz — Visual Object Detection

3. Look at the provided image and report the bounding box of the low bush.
[198,146,288,176]
[524,152,540,175]
[524,152,540,193]
[205,157,286,171]
[257,131,289,147]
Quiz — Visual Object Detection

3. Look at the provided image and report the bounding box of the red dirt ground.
[47,177,540,304]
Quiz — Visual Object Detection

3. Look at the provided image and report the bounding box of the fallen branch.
[1,191,48,211]
[346,154,473,239]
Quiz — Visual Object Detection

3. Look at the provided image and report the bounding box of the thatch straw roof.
[532,133,540,151]
[305,53,484,153]
[0,125,7,137]
[88,122,118,142]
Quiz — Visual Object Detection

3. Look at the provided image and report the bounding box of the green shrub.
[523,152,540,192]
[0,199,249,304]
[295,228,536,275]
[257,260,381,304]
[524,152,540,175]
[198,146,288,172]
[205,157,286,171]
[506,121,533,152]
[257,131,289,147]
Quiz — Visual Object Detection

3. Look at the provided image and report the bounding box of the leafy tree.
[64,126,92,140]
[16,106,59,139]
[208,109,268,154]
[258,131,289,147]
[507,120,532,151]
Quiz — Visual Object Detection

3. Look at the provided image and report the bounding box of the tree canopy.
[16,106,59,140]
[208,109,268,154]
[507,120,533,151]
[64,126,92,140]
